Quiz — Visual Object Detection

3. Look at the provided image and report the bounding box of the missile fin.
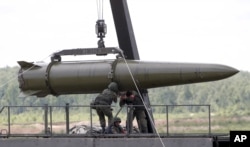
[17,61,41,68]
[18,90,41,98]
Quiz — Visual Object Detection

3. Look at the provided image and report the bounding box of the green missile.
[17,59,238,97]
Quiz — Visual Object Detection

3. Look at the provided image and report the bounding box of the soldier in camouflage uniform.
[94,82,119,132]
[119,90,148,133]
[108,117,125,134]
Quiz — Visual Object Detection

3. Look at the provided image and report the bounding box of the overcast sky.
[0,0,250,71]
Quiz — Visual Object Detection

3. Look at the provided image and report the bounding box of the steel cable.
[119,49,166,147]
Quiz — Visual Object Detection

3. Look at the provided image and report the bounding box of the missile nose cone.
[214,64,239,78]
[197,64,239,83]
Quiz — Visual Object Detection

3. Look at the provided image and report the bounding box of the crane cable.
[96,0,104,20]
[96,0,107,48]
[119,51,166,147]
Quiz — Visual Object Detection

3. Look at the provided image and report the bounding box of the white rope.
[119,50,166,147]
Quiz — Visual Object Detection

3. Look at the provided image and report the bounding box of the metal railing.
[164,104,211,135]
[0,104,211,137]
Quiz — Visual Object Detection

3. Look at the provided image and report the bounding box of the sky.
[0,0,250,71]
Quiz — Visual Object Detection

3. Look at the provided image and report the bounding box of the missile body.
[17,59,238,97]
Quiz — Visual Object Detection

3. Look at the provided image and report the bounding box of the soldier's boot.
[101,127,106,133]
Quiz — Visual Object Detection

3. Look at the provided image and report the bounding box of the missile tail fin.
[18,90,41,98]
[17,61,41,68]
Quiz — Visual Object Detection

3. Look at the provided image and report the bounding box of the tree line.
[0,66,249,115]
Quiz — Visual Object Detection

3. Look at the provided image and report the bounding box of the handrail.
[0,104,211,138]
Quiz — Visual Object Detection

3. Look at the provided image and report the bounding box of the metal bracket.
[50,47,123,62]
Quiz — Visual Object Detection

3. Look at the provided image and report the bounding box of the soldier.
[94,82,119,133]
[107,117,125,134]
[119,90,148,133]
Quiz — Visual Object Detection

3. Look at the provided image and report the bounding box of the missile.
[17,59,239,97]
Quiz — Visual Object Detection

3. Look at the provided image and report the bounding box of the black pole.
[110,0,140,60]
[65,103,70,134]
[44,104,48,134]
[140,89,155,133]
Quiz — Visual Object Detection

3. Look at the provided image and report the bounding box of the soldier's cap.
[114,117,121,123]
[126,90,133,97]
[108,82,119,93]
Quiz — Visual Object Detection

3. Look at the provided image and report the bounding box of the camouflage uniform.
[109,117,125,134]
[94,82,119,132]
[120,90,148,133]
